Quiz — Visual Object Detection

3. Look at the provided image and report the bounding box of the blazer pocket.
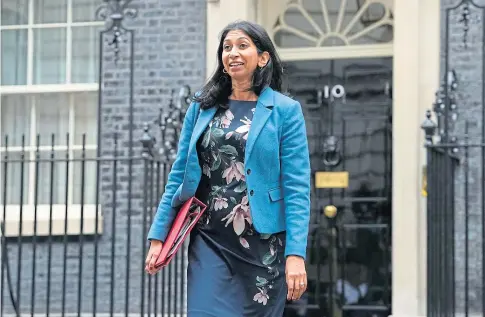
[268,187,283,202]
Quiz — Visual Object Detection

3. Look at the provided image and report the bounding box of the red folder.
[154,196,207,268]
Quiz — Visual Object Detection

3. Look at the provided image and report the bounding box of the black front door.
[283,57,393,317]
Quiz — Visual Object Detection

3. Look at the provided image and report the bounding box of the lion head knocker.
[322,135,341,167]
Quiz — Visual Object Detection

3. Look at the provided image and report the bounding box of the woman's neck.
[230,79,257,101]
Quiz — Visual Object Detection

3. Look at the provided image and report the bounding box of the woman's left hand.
[285,255,307,301]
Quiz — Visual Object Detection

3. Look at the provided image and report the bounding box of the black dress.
[186,100,287,316]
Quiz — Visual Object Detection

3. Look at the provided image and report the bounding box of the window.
[1,92,98,203]
[1,0,102,85]
[0,0,103,236]
[0,92,100,236]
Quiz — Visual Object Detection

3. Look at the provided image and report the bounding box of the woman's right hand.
[145,240,163,275]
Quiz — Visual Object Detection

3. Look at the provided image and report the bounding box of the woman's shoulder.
[271,90,301,113]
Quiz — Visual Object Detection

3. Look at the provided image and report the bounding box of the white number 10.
[323,85,345,99]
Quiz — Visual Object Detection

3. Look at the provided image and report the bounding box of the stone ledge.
[1,204,103,237]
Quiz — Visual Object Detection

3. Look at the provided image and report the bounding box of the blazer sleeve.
[280,101,311,259]
[147,101,198,242]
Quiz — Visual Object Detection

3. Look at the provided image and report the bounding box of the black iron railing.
[423,118,485,317]
[0,126,190,317]
[423,1,485,316]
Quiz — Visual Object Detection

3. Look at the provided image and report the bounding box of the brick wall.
[3,0,206,314]
[440,0,485,313]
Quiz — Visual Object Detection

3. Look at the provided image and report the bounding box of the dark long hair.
[194,20,284,109]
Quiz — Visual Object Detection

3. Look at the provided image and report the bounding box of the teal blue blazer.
[147,86,311,259]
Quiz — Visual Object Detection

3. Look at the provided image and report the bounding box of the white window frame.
[0,0,104,87]
[0,0,104,237]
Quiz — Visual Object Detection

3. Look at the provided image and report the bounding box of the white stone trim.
[277,43,392,61]
[0,22,103,30]
[0,83,99,94]
[392,0,440,315]
[1,204,103,237]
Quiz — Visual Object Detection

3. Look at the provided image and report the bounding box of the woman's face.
[221,29,269,82]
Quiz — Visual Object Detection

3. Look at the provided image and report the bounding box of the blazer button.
[247,169,251,175]
[250,190,254,196]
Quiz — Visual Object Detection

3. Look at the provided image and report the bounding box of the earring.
[223,69,228,74]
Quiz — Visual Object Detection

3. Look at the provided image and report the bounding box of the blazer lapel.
[245,87,274,163]
[188,106,217,154]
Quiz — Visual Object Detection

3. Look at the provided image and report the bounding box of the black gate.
[423,0,485,316]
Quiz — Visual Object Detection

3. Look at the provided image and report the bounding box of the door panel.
[283,57,392,317]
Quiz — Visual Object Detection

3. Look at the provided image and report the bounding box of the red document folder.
[154,196,207,268]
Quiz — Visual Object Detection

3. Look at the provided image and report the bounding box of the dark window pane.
[1,0,29,25]
[72,150,97,204]
[1,94,31,146]
[1,29,28,85]
[0,151,30,205]
[34,0,67,24]
[72,0,99,22]
[33,28,67,84]
[73,92,97,146]
[35,93,69,146]
[72,26,100,83]
[37,151,68,204]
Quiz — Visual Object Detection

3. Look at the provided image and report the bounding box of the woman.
[145,20,311,316]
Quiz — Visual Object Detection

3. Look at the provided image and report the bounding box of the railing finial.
[421,110,437,145]
[140,122,155,157]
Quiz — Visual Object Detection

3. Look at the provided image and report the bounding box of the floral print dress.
[186,100,287,317]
